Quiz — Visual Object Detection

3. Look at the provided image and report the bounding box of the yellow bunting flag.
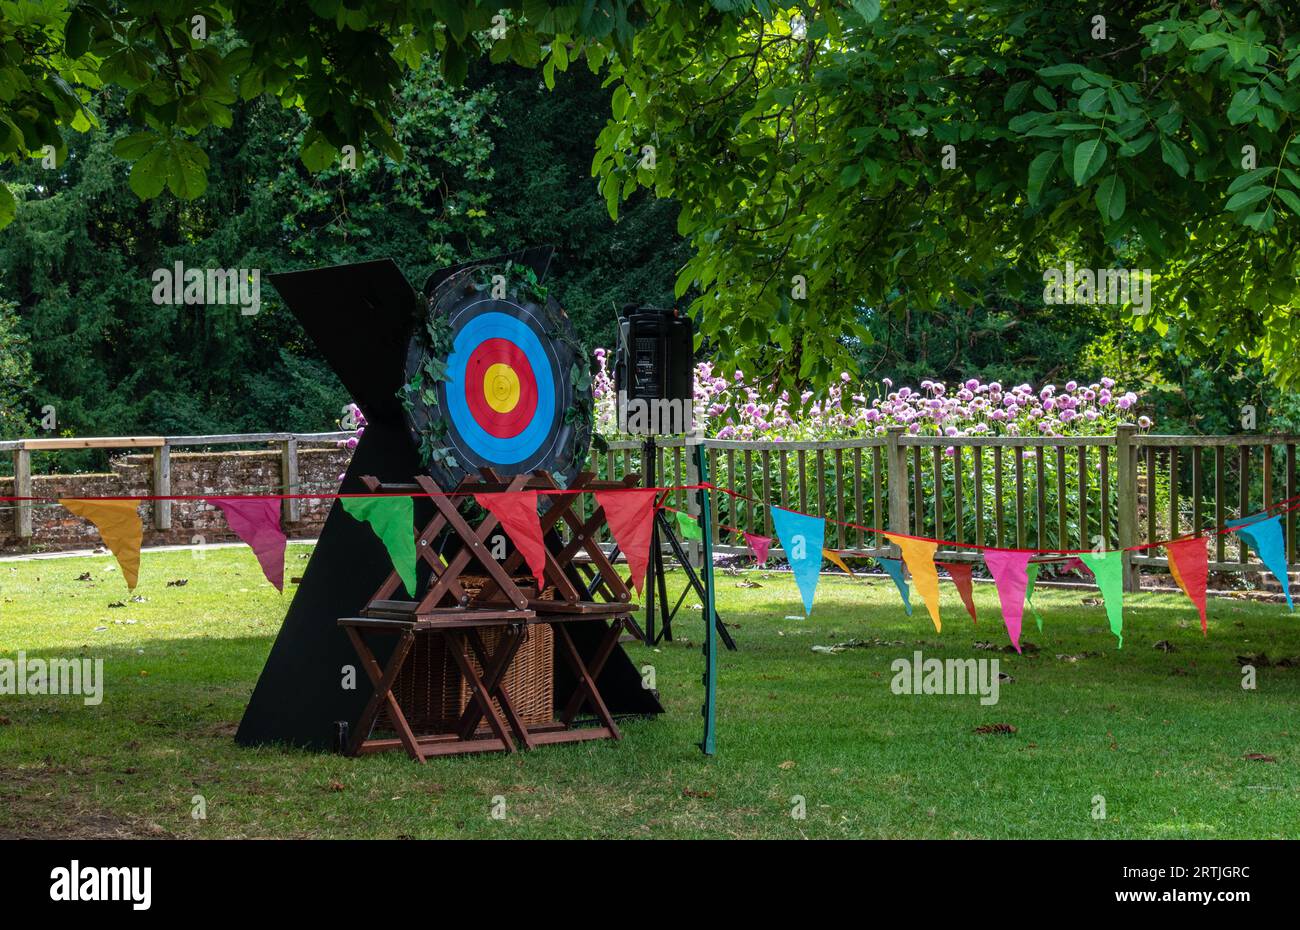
[822,548,855,576]
[884,534,941,632]
[60,499,143,590]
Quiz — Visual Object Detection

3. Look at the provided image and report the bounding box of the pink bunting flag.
[1062,556,1089,575]
[209,497,286,591]
[744,532,772,567]
[983,549,1034,653]
[594,489,660,595]
[475,490,548,591]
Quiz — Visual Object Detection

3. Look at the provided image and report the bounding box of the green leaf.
[0,182,15,228]
[300,130,335,172]
[1072,138,1107,185]
[128,144,169,200]
[851,0,881,23]
[1032,86,1056,110]
[1243,205,1275,230]
[1077,88,1105,114]
[1226,167,1271,196]
[113,131,159,161]
[1225,186,1269,212]
[1037,63,1088,78]
[1026,150,1058,205]
[1003,81,1030,111]
[1094,174,1126,223]
[1275,187,1300,215]
[1159,138,1189,178]
[166,140,210,199]
[1188,32,1229,50]
[65,8,92,59]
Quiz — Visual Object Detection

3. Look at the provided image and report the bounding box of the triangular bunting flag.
[1079,551,1124,648]
[885,534,941,632]
[60,499,143,591]
[1164,537,1209,635]
[594,489,660,595]
[475,490,547,591]
[744,532,771,567]
[674,509,703,540]
[823,548,855,576]
[983,549,1032,652]
[340,495,418,597]
[936,561,977,625]
[770,507,824,616]
[876,557,912,616]
[209,497,287,591]
[1025,562,1045,633]
[1227,513,1293,610]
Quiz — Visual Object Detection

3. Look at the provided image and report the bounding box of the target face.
[404,270,590,488]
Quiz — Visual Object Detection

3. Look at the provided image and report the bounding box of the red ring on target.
[463,338,539,439]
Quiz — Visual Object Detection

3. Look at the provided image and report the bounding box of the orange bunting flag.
[823,549,855,576]
[1165,537,1209,635]
[61,499,143,590]
[884,533,941,632]
[937,561,977,625]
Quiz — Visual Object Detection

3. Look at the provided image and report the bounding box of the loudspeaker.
[614,306,694,435]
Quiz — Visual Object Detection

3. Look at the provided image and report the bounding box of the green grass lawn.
[2,543,1299,839]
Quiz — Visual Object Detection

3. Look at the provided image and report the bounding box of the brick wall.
[0,446,351,553]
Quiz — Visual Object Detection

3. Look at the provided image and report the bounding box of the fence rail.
[4,431,352,538]
[6,428,1298,593]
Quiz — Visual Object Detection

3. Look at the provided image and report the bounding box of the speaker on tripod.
[611,307,735,653]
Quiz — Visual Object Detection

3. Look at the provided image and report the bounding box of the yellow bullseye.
[484,363,521,413]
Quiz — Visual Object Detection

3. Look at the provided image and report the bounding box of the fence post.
[1115,423,1138,592]
[280,438,301,524]
[13,447,32,539]
[153,443,172,530]
[885,426,909,555]
[685,439,701,567]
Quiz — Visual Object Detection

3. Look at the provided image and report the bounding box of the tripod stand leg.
[657,509,737,651]
[654,521,672,643]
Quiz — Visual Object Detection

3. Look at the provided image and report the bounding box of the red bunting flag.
[744,532,771,567]
[1165,536,1209,635]
[937,561,978,625]
[475,490,548,591]
[594,489,660,595]
[209,497,287,591]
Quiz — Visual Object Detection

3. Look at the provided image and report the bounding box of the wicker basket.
[377,575,555,735]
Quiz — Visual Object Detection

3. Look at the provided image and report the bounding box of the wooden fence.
[1,432,352,539]
[6,427,1297,593]
[594,425,1300,593]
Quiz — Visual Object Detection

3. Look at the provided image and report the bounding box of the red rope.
[4,483,1297,557]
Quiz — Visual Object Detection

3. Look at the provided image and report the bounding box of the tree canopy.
[4,1,1300,393]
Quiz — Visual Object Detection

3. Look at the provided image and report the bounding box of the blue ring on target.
[444,311,556,465]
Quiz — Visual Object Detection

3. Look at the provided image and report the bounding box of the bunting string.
[8,483,1297,556]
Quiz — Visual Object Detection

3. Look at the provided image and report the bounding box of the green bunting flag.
[675,509,703,540]
[1079,551,1124,648]
[1025,562,1045,633]
[340,496,418,597]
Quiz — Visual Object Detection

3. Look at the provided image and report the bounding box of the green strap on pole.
[694,441,718,756]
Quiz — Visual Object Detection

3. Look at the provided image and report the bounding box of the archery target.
[404,269,590,488]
